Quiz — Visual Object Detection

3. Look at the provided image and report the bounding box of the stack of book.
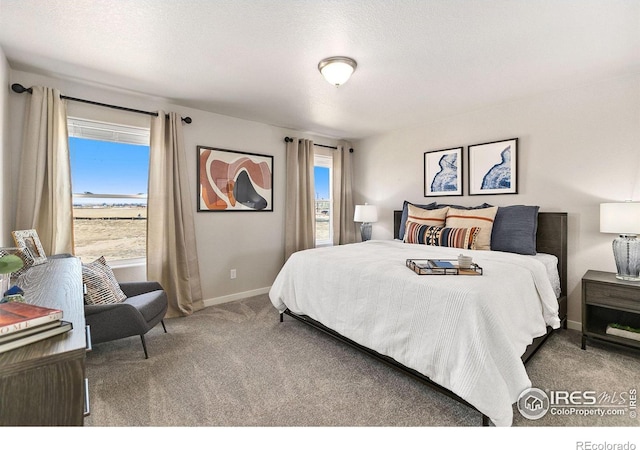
[0,302,72,354]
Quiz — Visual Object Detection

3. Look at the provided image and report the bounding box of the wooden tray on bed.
[405,258,483,276]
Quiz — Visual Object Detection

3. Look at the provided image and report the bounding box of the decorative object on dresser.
[354,203,378,242]
[0,252,24,298]
[0,256,89,426]
[423,147,463,197]
[581,270,640,352]
[11,229,47,265]
[600,202,640,281]
[468,138,518,195]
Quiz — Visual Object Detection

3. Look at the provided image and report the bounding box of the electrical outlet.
[230,269,237,279]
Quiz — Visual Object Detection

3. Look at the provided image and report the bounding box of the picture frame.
[424,147,463,197]
[11,229,47,265]
[468,138,518,195]
[197,146,274,212]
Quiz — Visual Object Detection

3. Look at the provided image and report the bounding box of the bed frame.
[280,211,568,426]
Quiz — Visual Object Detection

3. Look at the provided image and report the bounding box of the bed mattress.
[269,240,561,426]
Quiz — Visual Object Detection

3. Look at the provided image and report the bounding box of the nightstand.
[582,270,640,351]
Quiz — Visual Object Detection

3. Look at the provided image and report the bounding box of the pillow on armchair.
[82,256,127,305]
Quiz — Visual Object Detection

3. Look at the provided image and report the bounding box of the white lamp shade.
[600,202,640,234]
[318,57,357,86]
[354,204,378,223]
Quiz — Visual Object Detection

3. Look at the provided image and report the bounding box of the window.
[314,153,332,246]
[67,118,150,263]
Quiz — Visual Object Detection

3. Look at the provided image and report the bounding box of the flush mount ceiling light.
[318,56,357,87]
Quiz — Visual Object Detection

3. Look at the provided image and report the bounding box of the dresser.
[581,270,640,352]
[0,256,89,426]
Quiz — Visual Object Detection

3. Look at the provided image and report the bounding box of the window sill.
[107,257,146,269]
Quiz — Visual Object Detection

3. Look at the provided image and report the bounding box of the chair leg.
[140,334,149,359]
[161,320,167,333]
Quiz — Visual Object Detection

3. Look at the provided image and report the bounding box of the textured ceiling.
[1,0,638,140]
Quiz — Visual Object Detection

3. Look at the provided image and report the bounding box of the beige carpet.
[84,294,640,428]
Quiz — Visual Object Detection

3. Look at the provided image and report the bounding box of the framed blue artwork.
[468,138,518,195]
[424,147,463,197]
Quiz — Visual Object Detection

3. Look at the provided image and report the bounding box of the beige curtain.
[284,138,315,261]
[333,142,357,245]
[148,111,203,318]
[15,86,73,255]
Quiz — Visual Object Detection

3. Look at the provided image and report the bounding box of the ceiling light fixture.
[318,56,357,87]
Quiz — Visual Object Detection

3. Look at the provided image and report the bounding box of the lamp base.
[612,235,640,282]
[360,222,372,241]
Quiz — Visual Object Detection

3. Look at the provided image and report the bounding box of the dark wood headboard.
[393,210,568,301]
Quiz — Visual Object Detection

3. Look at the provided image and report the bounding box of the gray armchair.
[84,281,168,359]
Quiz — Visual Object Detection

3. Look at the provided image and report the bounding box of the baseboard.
[202,286,271,307]
[566,319,581,331]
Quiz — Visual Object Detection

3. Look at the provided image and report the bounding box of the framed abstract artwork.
[11,229,47,265]
[197,146,273,212]
[424,147,463,197]
[468,138,518,195]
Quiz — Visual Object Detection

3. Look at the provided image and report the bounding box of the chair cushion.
[82,256,127,305]
[124,290,168,323]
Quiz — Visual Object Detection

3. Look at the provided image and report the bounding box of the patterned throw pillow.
[406,203,448,228]
[445,206,498,251]
[82,256,127,305]
[404,221,480,250]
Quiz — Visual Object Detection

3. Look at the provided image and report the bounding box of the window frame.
[314,152,333,247]
[67,117,151,265]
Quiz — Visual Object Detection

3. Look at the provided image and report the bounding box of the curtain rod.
[11,83,192,124]
[284,136,353,153]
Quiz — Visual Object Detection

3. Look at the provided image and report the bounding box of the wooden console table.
[0,256,89,426]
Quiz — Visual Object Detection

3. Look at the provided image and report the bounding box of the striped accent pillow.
[82,256,127,305]
[445,206,498,250]
[406,203,448,228]
[404,221,480,249]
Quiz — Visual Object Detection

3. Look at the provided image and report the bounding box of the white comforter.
[269,240,561,427]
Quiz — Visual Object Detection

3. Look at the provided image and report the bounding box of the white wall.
[5,69,336,306]
[353,74,640,328]
[0,48,10,244]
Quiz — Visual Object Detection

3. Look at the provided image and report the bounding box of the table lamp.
[600,202,640,281]
[354,203,378,241]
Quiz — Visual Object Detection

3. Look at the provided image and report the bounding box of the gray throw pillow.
[490,205,540,255]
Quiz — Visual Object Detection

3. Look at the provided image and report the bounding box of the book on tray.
[0,302,64,337]
[0,320,73,354]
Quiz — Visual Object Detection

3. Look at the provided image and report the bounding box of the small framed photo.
[468,138,518,195]
[12,229,47,265]
[197,146,274,212]
[424,147,463,197]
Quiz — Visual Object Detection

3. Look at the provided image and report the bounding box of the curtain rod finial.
[11,83,32,94]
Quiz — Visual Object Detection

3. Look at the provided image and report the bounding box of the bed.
[269,206,567,426]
